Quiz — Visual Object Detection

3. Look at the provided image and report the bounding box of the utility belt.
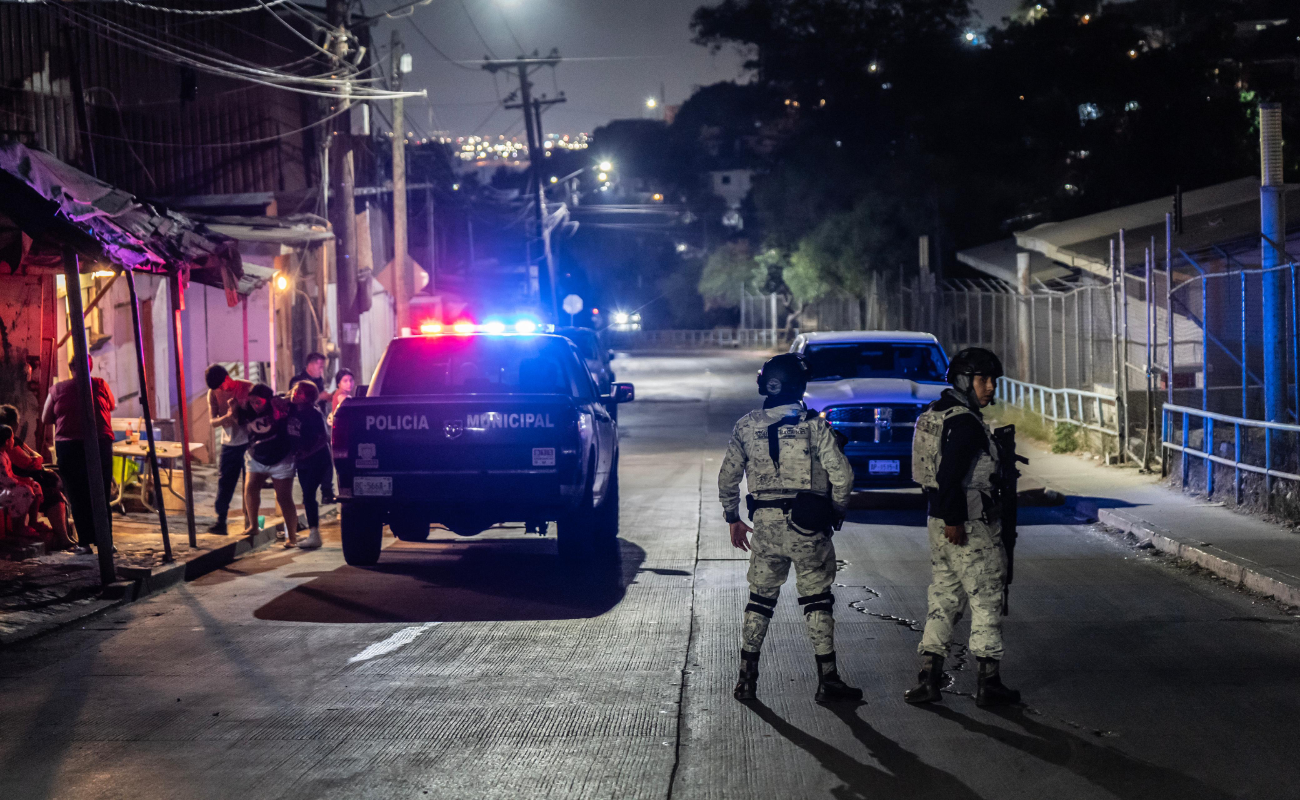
[921,486,1004,525]
[746,491,842,535]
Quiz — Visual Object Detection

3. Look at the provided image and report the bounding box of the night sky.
[378,0,1023,140]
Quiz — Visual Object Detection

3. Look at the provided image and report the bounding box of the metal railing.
[997,377,1120,437]
[1162,403,1300,505]
[602,329,785,349]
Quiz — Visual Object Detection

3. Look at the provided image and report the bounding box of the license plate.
[868,460,900,475]
[353,476,392,497]
[532,447,556,467]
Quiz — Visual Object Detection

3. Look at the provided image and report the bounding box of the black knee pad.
[798,591,834,616]
[745,592,778,618]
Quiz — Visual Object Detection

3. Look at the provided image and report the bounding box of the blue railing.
[1162,403,1300,504]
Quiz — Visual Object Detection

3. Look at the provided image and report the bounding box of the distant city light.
[965,32,975,41]
[645,97,657,109]
[868,61,879,73]
[1128,49,1139,58]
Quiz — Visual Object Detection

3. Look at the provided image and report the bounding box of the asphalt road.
[3,350,1300,799]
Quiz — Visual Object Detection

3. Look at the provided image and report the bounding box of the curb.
[1068,498,1300,608]
[0,521,285,648]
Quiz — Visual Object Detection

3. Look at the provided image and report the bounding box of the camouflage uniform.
[912,394,1006,660]
[718,402,854,657]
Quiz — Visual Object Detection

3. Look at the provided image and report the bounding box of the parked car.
[332,329,635,565]
[789,331,950,487]
[556,326,616,394]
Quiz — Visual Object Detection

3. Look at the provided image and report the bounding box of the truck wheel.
[557,478,596,562]
[594,458,620,548]
[341,504,384,566]
[389,512,430,542]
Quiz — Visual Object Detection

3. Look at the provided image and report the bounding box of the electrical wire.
[108,0,292,16]
[493,0,526,55]
[408,16,481,73]
[81,102,350,149]
[54,4,423,100]
[458,0,498,59]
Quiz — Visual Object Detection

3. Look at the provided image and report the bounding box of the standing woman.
[42,356,115,555]
[327,369,356,426]
[290,380,328,549]
[239,384,299,548]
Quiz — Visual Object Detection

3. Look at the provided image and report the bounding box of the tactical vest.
[912,402,1000,522]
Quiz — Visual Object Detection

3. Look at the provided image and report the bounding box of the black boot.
[733,650,760,702]
[904,653,945,704]
[207,518,228,535]
[976,657,1021,707]
[814,652,863,703]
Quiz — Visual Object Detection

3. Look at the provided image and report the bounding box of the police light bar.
[412,320,553,336]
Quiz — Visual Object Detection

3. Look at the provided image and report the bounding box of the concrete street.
[2,350,1299,799]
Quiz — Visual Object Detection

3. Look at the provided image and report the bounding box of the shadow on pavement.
[920,704,1234,800]
[744,700,982,800]
[253,538,645,624]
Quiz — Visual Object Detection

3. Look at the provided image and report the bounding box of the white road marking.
[348,622,441,663]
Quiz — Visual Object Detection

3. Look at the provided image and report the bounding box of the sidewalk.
[0,463,336,646]
[1016,434,1300,608]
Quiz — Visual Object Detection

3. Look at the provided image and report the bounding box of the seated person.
[0,425,40,537]
[0,404,72,549]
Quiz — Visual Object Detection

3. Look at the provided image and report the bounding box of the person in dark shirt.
[289,380,328,550]
[906,347,1020,708]
[290,352,336,503]
[238,384,300,548]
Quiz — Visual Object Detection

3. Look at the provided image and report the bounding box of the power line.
[54,3,422,100]
[407,16,481,72]
[458,0,498,59]
[108,0,292,16]
[80,102,350,149]
[493,1,526,55]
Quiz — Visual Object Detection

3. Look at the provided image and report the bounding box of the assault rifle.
[992,425,1029,616]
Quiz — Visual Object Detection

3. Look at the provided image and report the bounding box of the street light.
[599,160,612,171]
[645,97,657,109]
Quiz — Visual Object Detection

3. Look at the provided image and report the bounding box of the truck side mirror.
[612,382,635,403]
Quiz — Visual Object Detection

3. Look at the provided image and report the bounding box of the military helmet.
[757,353,811,397]
[946,347,1003,385]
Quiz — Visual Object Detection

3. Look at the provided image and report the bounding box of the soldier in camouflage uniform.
[905,347,1021,707]
[718,353,861,703]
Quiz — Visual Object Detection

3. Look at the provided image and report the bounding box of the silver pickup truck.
[789,331,950,487]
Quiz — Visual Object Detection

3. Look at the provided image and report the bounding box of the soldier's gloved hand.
[729,520,754,552]
[944,524,967,546]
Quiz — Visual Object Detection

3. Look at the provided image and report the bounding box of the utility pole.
[327,0,361,374]
[391,30,411,334]
[484,52,564,322]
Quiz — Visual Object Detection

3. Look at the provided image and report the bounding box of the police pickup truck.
[332,329,634,565]
[789,331,949,487]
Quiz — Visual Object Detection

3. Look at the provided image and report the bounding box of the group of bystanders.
[205,353,355,549]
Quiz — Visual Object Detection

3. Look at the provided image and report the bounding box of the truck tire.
[341,504,384,566]
[557,468,597,562]
[593,458,620,549]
